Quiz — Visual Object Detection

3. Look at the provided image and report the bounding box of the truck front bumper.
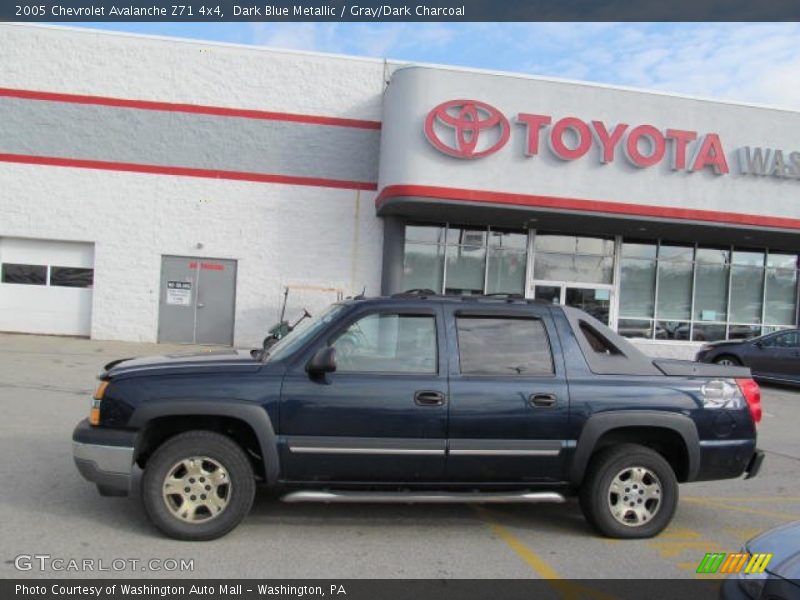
[72,419,136,496]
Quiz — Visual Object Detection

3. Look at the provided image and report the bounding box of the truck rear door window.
[456,316,554,376]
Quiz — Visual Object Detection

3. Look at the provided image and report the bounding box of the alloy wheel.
[162,456,231,523]
[607,466,662,527]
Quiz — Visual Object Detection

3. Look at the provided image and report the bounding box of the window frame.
[453,311,556,378]
[618,240,800,342]
[323,307,442,376]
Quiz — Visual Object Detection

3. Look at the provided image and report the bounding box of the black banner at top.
[3,0,800,22]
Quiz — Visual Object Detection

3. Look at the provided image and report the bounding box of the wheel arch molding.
[129,400,280,485]
[570,411,700,486]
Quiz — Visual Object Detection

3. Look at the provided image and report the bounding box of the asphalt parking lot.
[1,332,798,583]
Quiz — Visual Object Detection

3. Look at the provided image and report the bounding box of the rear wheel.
[579,444,678,539]
[142,430,255,540]
[714,355,741,366]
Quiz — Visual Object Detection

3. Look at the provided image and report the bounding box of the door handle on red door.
[414,391,446,406]
[529,393,557,408]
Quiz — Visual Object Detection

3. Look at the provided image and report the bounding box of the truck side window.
[332,313,437,374]
[579,321,622,355]
[456,316,554,376]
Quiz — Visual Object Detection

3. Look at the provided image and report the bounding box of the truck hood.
[103,349,262,379]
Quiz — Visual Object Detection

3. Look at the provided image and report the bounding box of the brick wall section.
[0,25,390,345]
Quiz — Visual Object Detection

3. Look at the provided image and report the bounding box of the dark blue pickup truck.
[72,294,764,541]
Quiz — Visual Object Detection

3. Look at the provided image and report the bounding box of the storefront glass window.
[617,319,654,339]
[489,230,527,250]
[402,224,527,296]
[765,255,798,326]
[445,244,486,295]
[692,323,727,342]
[533,234,613,284]
[487,249,526,294]
[656,244,693,321]
[729,324,762,340]
[406,225,445,244]
[533,253,613,284]
[402,225,798,342]
[657,321,690,340]
[403,242,444,293]
[535,234,614,256]
[617,240,796,342]
[730,250,765,324]
[619,242,657,319]
[693,247,729,323]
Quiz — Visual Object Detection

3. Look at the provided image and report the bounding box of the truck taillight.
[735,378,762,424]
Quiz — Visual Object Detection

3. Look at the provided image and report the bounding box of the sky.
[66,22,800,110]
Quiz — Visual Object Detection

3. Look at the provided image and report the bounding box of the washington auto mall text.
[515,114,799,179]
[16,584,343,597]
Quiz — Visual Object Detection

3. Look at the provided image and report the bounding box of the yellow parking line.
[474,507,562,579]
[685,496,800,504]
[474,508,621,600]
[648,540,722,559]
[657,527,703,539]
[683,497,799,520]
[723,527,768,541]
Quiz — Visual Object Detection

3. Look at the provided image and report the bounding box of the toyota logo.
[424,99,510,159]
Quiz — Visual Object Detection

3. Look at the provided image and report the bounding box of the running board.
[280,490,566,504]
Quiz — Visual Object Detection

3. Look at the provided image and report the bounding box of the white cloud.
[247,22,456,58]
[241,22,800,110]
[520,23,800,109]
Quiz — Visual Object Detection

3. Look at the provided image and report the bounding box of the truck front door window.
[332,313,437,374]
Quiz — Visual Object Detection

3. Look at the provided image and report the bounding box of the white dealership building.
[1,24,799,356]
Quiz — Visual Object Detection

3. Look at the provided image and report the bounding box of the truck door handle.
[415,391,446,406]
[529,393,557,408]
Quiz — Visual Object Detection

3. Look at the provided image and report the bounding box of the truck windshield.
[266,304,346,362]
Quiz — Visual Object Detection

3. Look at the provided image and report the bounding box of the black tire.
[579,443,678,539]
[714,355,742,366]
[142,430,255,541]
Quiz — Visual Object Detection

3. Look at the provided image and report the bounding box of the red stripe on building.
[0,87,382,130]
[0,153,378,192]
[376,184,800,231]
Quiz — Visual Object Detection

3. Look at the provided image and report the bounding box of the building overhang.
[376,184,800,251]
[377,66,800,250]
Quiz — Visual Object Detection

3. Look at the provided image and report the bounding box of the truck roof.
[343,291,554,307]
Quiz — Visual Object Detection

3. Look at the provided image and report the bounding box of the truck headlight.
[89,380,109,426]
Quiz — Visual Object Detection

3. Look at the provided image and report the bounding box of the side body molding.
[569,411,700,485]
[129,400,280,484]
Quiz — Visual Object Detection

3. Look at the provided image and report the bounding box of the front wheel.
[142,430,255,540]
[579,444,678,539]
[714,355,741,366]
